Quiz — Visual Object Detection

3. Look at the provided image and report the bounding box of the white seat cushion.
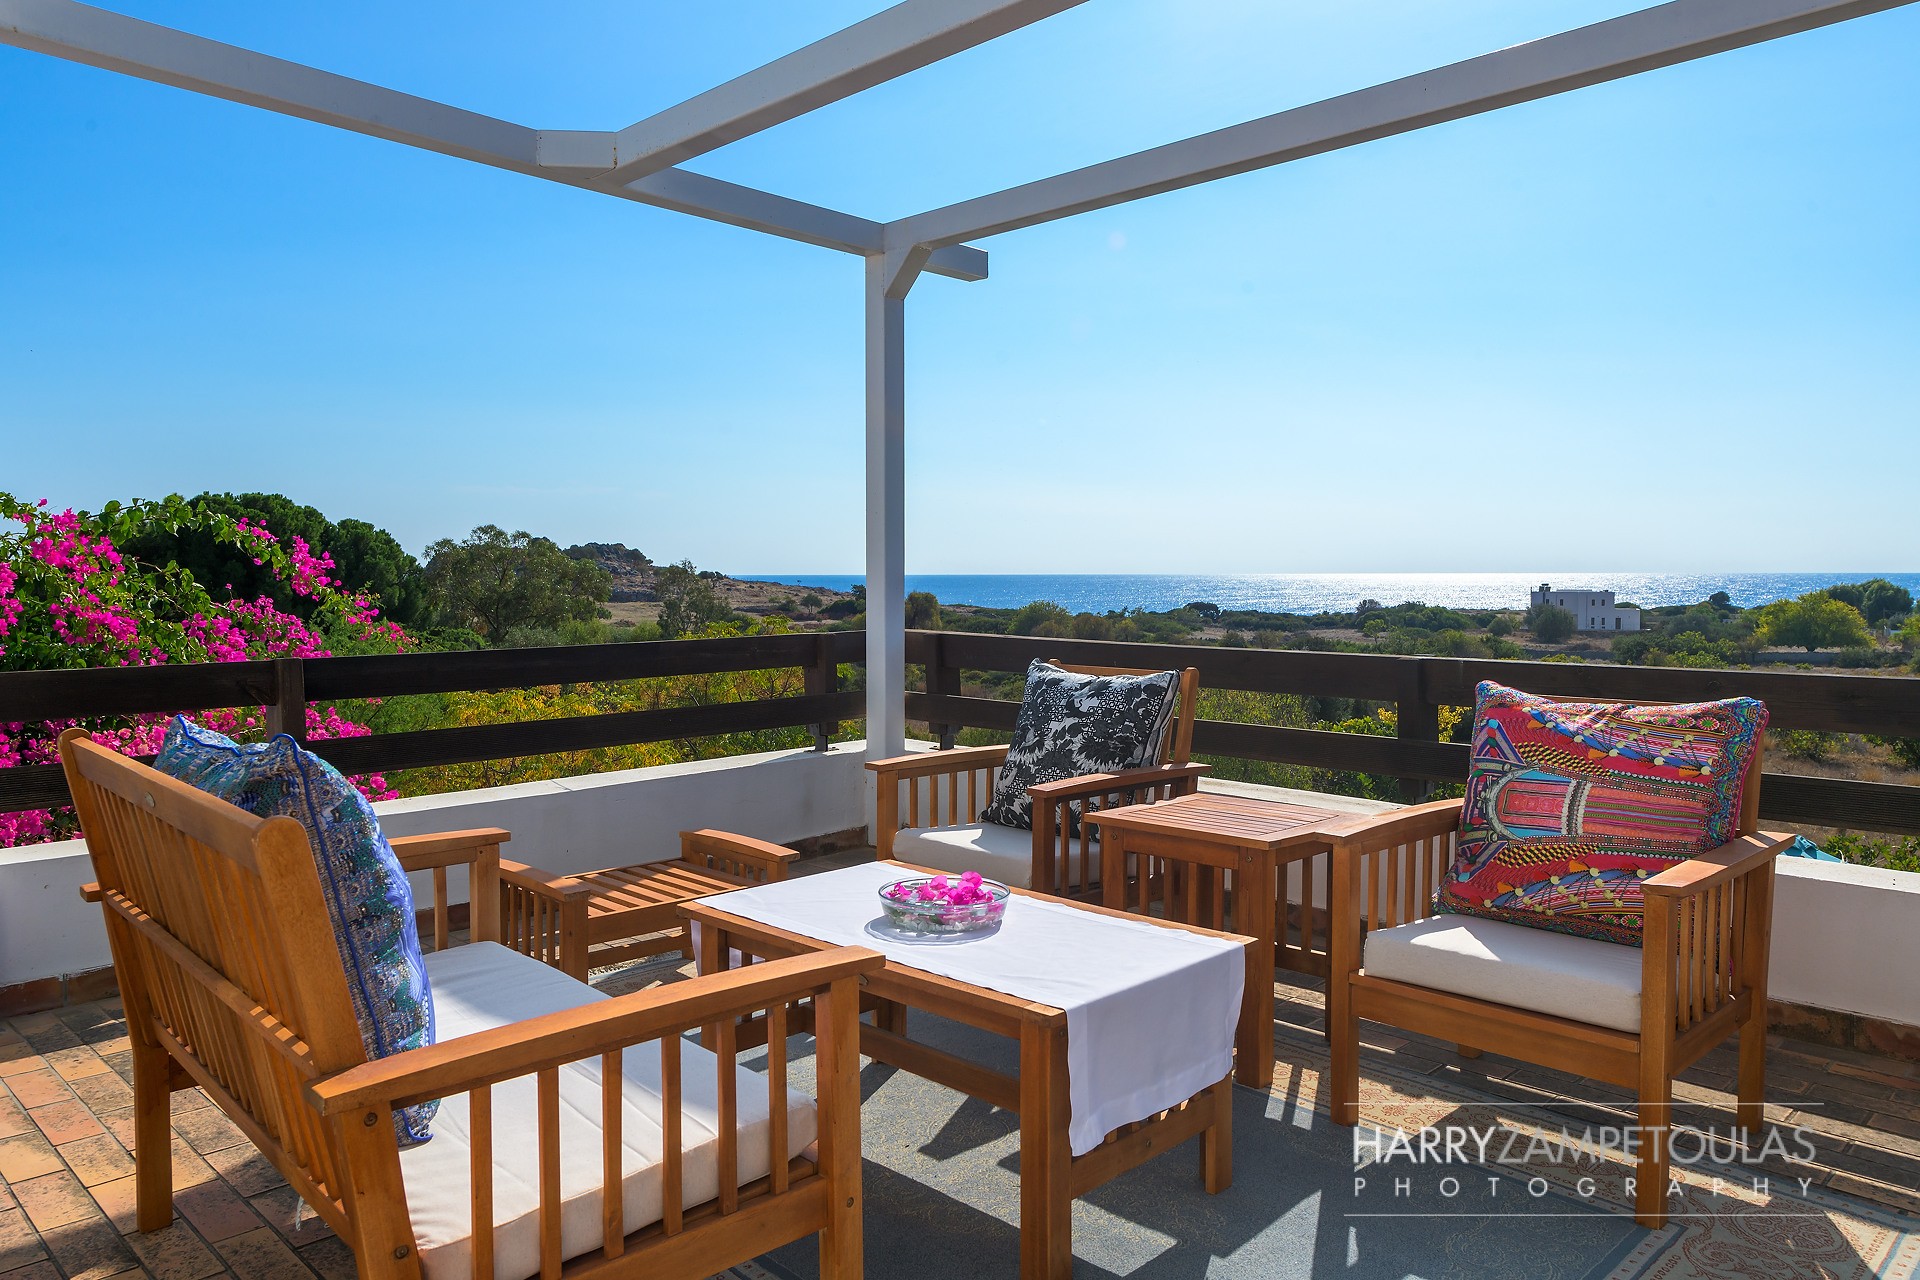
[1361,914,1645,1034]
[891,822,1036,889]
[402,943,817,1280]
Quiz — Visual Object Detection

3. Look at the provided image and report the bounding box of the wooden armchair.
[568,830,801,977]
[1325,733,1789,1229]
[395,824,594,977]
[59,728,879,1280]
[867,663,1204,897]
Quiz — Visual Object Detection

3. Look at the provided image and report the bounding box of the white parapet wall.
[0,741,872,993]
[4,746,1919,1042]
[1769,857,1920,1028]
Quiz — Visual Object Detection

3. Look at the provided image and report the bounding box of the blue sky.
[3,1,1916,575]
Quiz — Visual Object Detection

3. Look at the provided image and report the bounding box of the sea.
[742,572,1920,616]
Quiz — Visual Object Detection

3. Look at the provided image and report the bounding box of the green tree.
[422,525,610,640]
[120,491,430,627]
[1526,602,1577,643]
[1824,579,1913,627]
[1754,592,1872,652]
[904,591,942,630]
[654,560,735,639]
[1008,600,1071,636]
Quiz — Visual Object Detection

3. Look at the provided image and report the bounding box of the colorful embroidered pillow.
[981,660,1181,831]
[155,717,438,1144]
[1435,682,1767,947]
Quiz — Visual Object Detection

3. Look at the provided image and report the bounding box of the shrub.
[1869,736,1920,770]
[0,493,409,845]
[1526,603,1577,643]
[905,591,942,630]
[1008,600,1071,636]
[1775,729,1840,761]
[1754,592,1871,652]
[1821,831,1920,875]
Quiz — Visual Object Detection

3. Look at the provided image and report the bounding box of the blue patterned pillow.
[155,717,437,1145]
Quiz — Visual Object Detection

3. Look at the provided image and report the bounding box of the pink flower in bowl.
[878,872,1010,934]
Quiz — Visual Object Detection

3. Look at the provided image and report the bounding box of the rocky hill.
[565,543,858,627]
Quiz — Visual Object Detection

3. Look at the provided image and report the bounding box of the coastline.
[739,571,1920,616]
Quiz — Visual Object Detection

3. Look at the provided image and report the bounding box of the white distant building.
[1531,583,1641,632]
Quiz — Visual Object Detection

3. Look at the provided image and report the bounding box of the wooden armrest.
[1325,799,1465,852]
[307,947,884,1115]
[390,828,512,872]
[80,882,102,903]
[681,829,799,881]
[1028,762,1209,801]
[499,858,593,901]
[1643,832,1793,897]
[865,745,1008,780]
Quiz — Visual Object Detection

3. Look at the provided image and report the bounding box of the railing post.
[927,632,961,750]
[264,657,308,744]
[805,635,838,752]
[1395,659,1438,803]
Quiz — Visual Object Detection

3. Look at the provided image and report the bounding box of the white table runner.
[697,862,1244,1155]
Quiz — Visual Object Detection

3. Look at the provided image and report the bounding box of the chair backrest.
[1048,661,1202,767]
[57,729,365,1213]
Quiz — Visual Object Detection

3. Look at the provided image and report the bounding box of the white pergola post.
[863,248,926,759]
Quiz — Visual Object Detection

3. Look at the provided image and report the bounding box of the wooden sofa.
[867,662,1205,898]
[59,728,880,1280]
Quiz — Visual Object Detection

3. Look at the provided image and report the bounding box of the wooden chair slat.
[602,1049,624,1258]
[716,1017,739,1215]
[538,1067,562,1280]
[767,1003,789,1196]
[471,1086,494,1280]
[662,1034,683,1235]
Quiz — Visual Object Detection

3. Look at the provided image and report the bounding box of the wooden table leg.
[1019,1019,1073,1280]
[1234,852,1276,1089]
[1101,832,1125,911]
[1200,1075,1234,1194]
[696,922,728,1050]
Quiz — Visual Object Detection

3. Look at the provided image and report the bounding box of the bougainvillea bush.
[0,493,410,847]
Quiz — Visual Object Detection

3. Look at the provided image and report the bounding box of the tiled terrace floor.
[4,856,1917,1279]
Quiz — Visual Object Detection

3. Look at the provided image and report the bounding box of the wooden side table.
[1083,792,1347,1088]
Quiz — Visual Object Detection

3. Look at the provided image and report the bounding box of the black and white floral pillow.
[980,660,1181,831]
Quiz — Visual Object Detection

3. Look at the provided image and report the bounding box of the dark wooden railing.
[905,630,1920,836]
[6,629,1917,836]
[0,632,863,814]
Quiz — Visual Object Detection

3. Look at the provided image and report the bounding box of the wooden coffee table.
[1082,791,1349,1088]
[682,866,1254,1280]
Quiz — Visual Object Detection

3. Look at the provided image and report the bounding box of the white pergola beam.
[604,0,1088,185]
[0,0,988,281]
[891,0,1917,250]
[0,0,537,166]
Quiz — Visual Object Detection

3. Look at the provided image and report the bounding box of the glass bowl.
[877,876,1010,934]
